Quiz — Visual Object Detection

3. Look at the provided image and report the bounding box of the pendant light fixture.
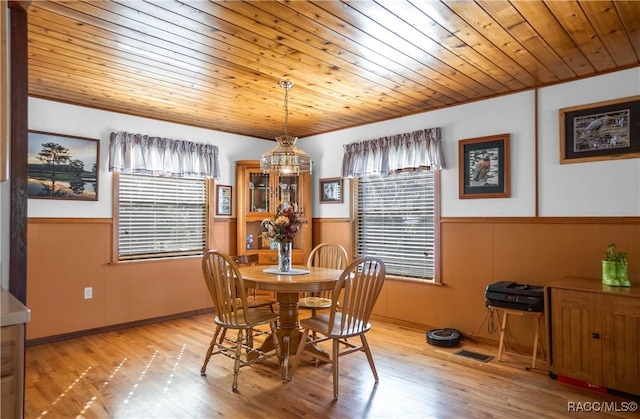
[260,80,312,174]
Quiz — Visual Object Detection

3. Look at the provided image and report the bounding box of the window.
[354,171,437,281]
[116,173,208,261]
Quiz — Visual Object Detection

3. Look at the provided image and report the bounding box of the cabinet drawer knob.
[592,332,600,339]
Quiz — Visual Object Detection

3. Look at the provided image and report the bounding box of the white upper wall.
[302,67,640,218]
[303,91,537,218]
[23,67,640,220]
[27,98,274,218]
[538,69,640,216]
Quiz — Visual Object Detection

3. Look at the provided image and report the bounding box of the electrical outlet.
[84,287,93,299]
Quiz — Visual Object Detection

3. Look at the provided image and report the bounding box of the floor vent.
[453,349,494,363]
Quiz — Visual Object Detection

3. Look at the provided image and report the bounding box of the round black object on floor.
[426,328,461,347]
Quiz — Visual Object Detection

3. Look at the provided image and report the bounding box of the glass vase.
[278,241,292,272]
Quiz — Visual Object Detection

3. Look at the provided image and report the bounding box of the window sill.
[383,275,442,285]
[109,254,202,265]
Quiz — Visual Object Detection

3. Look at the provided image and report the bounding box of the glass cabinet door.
[248,172,270,213]
[277,174,299,205]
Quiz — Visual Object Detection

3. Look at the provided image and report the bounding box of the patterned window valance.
[342,127,445,178]
[108,131,219,179]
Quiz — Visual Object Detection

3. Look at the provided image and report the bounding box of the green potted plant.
[615,250,630,287]
[602,244,620,286]
[602,243,630,287]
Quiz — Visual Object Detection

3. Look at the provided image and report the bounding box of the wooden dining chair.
[218,253,276,344]
[220,253,277,343]
[289,256,386,399]
[298,243,349,316]
[232,254,276,312]
[200,250,282,391]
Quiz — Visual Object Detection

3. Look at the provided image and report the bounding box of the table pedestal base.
[250,292,329,378]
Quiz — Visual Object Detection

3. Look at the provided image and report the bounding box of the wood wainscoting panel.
[209,217,236,254]
[378,279,442,330]
[493,222,639,284]
[26,215,639,351]
[104,257,207,326]
[441,222,495,336]
[27,219,112,339]
[27,218,211,340]
[383,281,404,320]
[312,216,640,351]
[440,219,640,349]
[311,218,352,261]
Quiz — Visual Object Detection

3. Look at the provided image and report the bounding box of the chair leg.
[310,308,318,341]
[360,333,378,383]
[288,328,310,380]
[218,327,227,344]
[247,328,254,350]
[332,337,340,400]
[269,321,283,379]
[201,325,222,376]
[232,329,244,392]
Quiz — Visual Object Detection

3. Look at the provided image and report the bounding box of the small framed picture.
[319,177,343,203]
[459,134,510,199]
[216,184,232,215]
[27,130,100,201]
[559,96,640,164]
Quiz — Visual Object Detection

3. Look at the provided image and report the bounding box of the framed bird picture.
[559,96,640,164]
[459,134,510,199]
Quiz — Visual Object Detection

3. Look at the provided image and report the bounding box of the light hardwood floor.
[24,313,638,418]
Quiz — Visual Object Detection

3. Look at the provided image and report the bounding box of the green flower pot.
[617,263,631,287]
[602,260,620,286]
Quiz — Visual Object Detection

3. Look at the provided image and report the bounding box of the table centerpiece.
[261,202,307,272]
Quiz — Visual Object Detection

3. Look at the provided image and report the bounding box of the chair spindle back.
[202,251,249,327]
[307,243,349,270]
[328,256,385,335]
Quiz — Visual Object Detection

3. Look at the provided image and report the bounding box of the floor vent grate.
[453,349,494,363]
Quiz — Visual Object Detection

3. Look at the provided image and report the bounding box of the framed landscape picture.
[559,96,640,164]
[459,134,510,199]
[27,131,99,200]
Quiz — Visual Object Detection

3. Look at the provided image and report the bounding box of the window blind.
[117,174,206,260]
[355,171,435,280]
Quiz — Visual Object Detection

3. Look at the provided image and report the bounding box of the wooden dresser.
[1,288,30,418]
[545,278,640,395]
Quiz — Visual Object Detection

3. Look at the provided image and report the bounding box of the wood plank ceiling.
[26,1,640,140]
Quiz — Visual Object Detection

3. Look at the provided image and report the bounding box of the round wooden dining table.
[238,264,343,378]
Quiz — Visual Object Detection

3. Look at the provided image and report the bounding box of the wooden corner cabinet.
[546,278,640,395]
[235,160,312,265]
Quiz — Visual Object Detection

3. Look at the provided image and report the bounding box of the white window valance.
[108,131,219,179]
[342,127,446,178]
